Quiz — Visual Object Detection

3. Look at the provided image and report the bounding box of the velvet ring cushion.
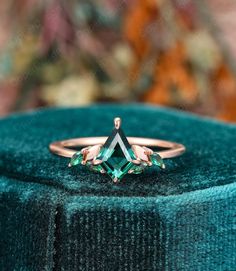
[1,104,236,271]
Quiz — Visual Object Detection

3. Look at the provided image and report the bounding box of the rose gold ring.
[49,117,186,183]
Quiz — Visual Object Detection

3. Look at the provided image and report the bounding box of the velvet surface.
[1,104,236,270]
[0,104,236,196]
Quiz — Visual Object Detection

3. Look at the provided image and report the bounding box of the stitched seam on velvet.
[52,206,62,271]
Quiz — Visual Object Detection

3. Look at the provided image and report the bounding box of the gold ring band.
[50,137,185,159]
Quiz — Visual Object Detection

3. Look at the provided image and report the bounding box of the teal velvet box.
[1,104,236,271]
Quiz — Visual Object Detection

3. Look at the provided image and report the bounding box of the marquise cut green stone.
[98,126,136,181]
[150,153,165,168]
[132,165,145,174]
[70,152,83,166]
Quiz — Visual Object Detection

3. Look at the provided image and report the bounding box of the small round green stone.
[70,152,83,166]
[150,153,165,168]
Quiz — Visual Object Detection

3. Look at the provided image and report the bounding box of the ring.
[49,117,186,183]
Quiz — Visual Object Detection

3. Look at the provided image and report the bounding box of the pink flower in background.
[40,0,76,54]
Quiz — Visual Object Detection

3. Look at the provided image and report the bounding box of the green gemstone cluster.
[69,118,165,182]
[69,151,104,173]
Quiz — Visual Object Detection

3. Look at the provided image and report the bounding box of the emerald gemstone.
[131,165,145,174]
[98,125,136,182]
[69,152,83,166]
[150,153,165,169]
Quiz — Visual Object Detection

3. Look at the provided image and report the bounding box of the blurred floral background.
[0,0,236,122]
